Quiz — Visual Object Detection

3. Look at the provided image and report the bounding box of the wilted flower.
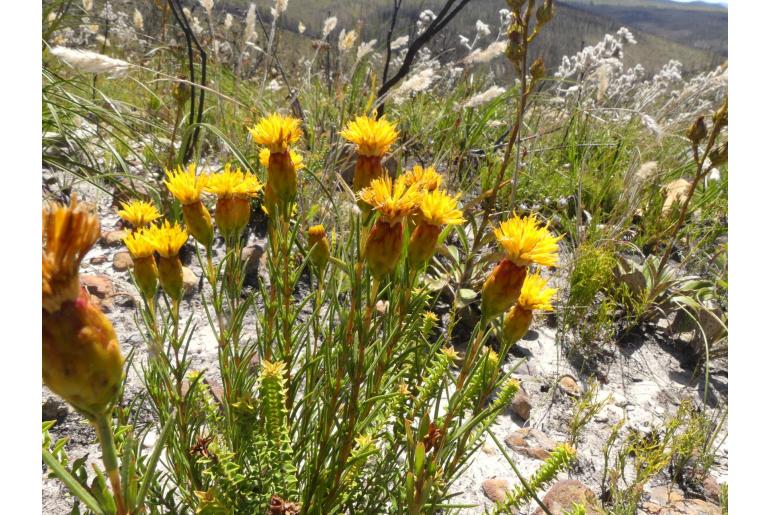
[339,29,357,51]
[43,197,124,418]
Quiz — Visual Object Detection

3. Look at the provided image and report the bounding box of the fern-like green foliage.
[257,360,298,503]
[492,444,576,514]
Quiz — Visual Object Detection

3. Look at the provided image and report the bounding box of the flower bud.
[308,224,331,270]
[267,150,299,206]
[365,220,404,277]
[503,304,534,343]
[687,116,707,145]
[215,197,251,239]
[536,0,555,26]
[713,99,728,132]
[43,288,124,418]
[133,255,158,300]
[182,200,214,248]
[480,259,527,318]
[408,223,442,265]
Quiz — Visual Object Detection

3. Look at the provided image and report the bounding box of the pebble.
[533,480,603,514]
[481,479,509,503]
[113,251,133,271]
[511,388,532,421]
[558,376,583,397]
[101,229,128,247]
[182,267,198,297]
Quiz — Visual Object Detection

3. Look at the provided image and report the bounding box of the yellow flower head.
[117,200,161,227]
[165,163,207,205]
[123,228,155,259]
[417,189,465,227]
[403,165,443,191]
[517,272,557,311]
[205,163,264,199]
[249,113,303,153]
[494,214,562,267]
[144,221,188,258]
[42,196,100,313]
[340,115,399,157]
[259,148,305,170]
[359,175,422,224]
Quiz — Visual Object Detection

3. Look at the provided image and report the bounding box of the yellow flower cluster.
[480,213,561,342]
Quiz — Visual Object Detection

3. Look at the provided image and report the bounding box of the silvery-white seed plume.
[183,7,192,19]
[274,0,288,15]
[50,46,131,77]
[339,29,357,52]
[475,20,491,37]
[706,168,721,185]
[392,67,436,104]
[356,39,377,61]
[641,114,662,139]
[462,41,506,65]
[133,9,144,32]
[267,79,281,91]
[82,0,93,12]
[224,13,232,30]
[198,0,214,14]
[192,17,204,37]
[244,3,256,43]
[634,161,658,183]
[597,63,609,102]
[322,16,337,38]
[298,21,306,34]
[390,35,408,50]
[459,85,505,109]
[47,12,57,23]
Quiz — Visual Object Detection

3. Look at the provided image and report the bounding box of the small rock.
[533,480,603,514]
[143,429,158,449]
[558,376,583,397]
[511,388,532,421]
[81,274,114,299]
[482,478,509,503]
[182,267,198,297]
[113,251,133,271]
[42,397,69,423]
[90,255,108,265]
[241,243,267,285]
[101,229,128,247]
[504,428,556,461]
[701,475,721,503]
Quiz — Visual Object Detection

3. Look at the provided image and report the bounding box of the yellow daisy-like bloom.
[359,175,422,225]
[408,190,465,265]
[144,221,187,301]
[259,148,305,170]
[340,115,399,157]
[403,165,443,192]
[249,113,303,154]
[43,196,101,314]
[205,164,263,199]
[117,200,161,228]
[503,273,557,343]
[42,196,123,418]
[416,190,465,227]
[516,272,557,312]
[123,229,155,259]
[123,228,158,301]
[493,214,562,268]
[165,163,207,205]
[144,221,188,258]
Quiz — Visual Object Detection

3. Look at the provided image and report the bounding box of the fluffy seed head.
[249,113,303,153]
[341,115,399,157]
[493,214,562,267]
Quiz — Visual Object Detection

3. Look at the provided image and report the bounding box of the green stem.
[94,414,127,515]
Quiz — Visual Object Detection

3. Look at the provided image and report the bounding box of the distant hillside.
[564,1,727,55]
[218,0,725,75]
